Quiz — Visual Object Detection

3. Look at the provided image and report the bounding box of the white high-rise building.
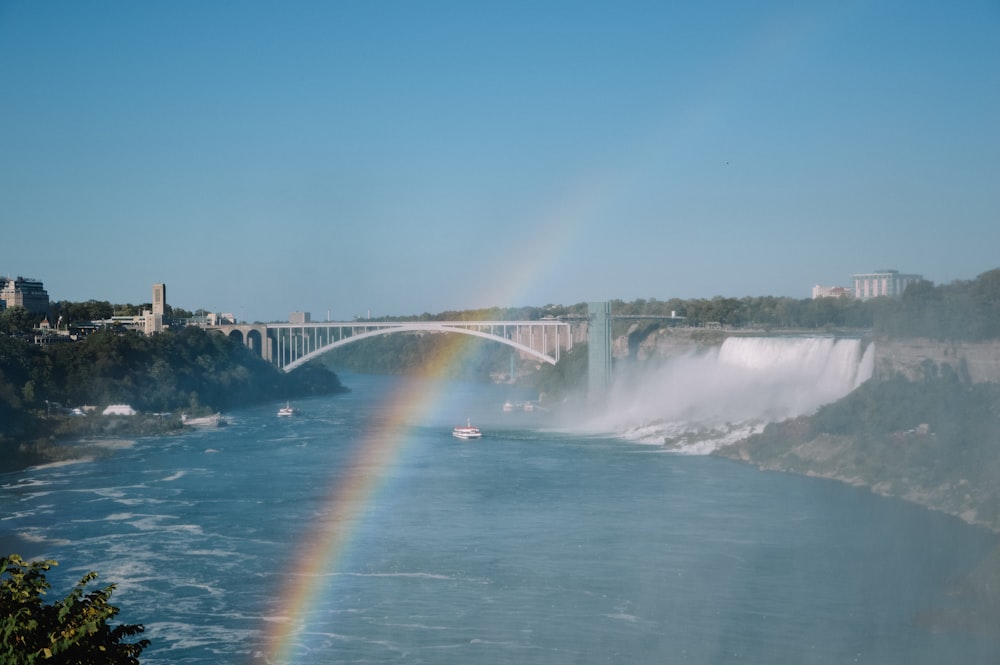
[852,270,923,300]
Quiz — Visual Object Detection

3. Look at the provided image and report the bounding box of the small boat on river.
[181,413,225,428]
[452,418,483,439]
[278,402,299,417]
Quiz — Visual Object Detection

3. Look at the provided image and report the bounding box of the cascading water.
[581,336,874,452]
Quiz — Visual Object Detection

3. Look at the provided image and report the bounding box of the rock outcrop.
[874,338,1000,384]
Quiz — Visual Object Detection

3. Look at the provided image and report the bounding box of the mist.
[574,337,875,452]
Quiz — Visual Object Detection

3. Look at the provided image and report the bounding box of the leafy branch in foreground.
[1,554,149,664]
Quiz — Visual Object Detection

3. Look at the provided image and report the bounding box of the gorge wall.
[873,338,1000,384]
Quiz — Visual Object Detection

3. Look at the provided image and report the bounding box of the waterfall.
[579,336,874,452]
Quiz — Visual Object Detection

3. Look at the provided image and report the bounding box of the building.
[144,283,167,334]
[152,283,166,317]
[89,284,169,334]
[852,270,924,301]
[0,276,50,316]
[812,285,852,299]
[207,312,237,325]
[289,311,311,324]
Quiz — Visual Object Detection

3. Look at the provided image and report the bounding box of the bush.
[1,554,149,664]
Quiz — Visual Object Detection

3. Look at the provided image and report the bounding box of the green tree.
[52,301,114,326]
[0,307,37,336]
[0,554,148,664]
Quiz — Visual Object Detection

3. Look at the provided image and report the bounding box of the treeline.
[365,268,1000,341]
[872,270,1000,340]
[0,326,345,444]
[53,299,196,322]
[321,268,1000,381]
[610,269,1000,339]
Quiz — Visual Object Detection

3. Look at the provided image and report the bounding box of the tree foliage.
[526,344,589,400]
[0,326,346,452]
[0,307,42,336]
[50,301,115,326]
[37,326,343,413]
[1,555,149,664]
[873,269,1000,340]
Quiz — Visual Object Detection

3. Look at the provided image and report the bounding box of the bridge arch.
[246,328,264,356]
[282,323,559,372]
[225,328,265,356]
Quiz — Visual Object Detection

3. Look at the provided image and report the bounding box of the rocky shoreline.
[715,433,1000,534]
[714,428,1000,637]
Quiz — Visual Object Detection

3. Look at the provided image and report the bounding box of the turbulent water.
[2,344,998,664]
[587,336,875,451]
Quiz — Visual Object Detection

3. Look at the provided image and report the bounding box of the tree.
[0,307,37,336]
[1,554,149,664]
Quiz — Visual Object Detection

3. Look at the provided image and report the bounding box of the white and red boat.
[452,418,482,439]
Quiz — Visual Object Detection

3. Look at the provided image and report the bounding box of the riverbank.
[711,371,1000,640]
[1,413,189,472]
[714,424,1000,534]
[714,425,1000,638]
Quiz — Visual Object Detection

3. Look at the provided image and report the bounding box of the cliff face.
[874,338,1000,384]
[618,326,727,361]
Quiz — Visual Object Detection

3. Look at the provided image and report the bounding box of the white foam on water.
[577,337,873,453]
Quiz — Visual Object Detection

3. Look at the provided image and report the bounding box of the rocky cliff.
[874,338,1000,384]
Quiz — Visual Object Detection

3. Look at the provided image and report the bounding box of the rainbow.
[261,172,613,661]
[263,332,482,663]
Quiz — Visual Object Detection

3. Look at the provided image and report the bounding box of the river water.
[2,371,998,664]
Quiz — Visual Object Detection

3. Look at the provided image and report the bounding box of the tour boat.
[277,402,298,417]
[452,418,483,439]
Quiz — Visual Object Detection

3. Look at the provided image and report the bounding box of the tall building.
[852,270,923,300]
[152,283,166,317]
[0,276,50,316]
[143,283,166,334]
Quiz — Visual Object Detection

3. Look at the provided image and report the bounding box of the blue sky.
[1,1,997,322]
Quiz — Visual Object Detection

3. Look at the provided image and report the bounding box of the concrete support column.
[588,301,612,401]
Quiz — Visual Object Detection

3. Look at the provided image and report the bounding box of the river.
[2,371,998,664]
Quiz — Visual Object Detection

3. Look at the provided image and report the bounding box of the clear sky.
[1,1,998,322]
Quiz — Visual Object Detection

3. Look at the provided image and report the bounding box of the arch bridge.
[206,319,574,372]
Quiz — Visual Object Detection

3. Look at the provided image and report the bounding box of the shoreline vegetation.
[0,325,348,471]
